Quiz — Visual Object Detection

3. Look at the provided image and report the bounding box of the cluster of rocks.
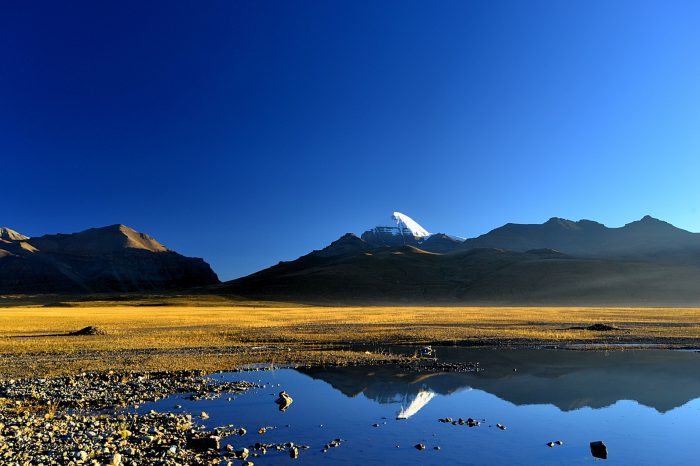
[0,407,241,465]
[0,370,258,465]
[438,417,482,427]
[0,370,255,410]
[402,360,480,373]
[437,417,509,431]
[321,438,344,453]
[244,441,310,460]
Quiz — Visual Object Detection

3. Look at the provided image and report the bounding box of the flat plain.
[1,295,699,378]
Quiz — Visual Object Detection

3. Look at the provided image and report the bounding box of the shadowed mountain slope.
[221,215,700,305]
[0,225,218,293]
[221,240,700,306]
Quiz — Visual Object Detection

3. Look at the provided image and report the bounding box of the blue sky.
[2,1,700,279]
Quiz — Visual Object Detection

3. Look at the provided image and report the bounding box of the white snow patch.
[392,212,430,238]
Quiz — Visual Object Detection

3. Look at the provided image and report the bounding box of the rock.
[275,391,294,412]
[414,443,426,450]
[569,323,620,331]
[547,442,555,447]
[496,423,507,430]
[186,435,220,452]
[200,411,209,420]
[555,440,564,446]
[290,446,299,458]
[110,452,122,465]
[69,326,107,336]
[590,441,608,459]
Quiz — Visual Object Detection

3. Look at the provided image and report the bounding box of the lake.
[139,348,700,465]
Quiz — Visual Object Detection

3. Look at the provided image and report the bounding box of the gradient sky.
[2,1,700,280]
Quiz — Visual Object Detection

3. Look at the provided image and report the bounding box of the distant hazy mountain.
[0,224,218,293]
[221,213,700,305]
[461,215,700,265]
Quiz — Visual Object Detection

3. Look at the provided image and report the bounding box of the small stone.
[187,435,220,452]
[275,391,294,412]
[414,443,426,450]
[590,441,608,459]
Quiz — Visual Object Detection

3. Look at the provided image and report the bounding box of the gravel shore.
[0,370,257,465]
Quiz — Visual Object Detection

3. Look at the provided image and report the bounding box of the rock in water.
[186,435,220,452]
[590,441,608,459]
[275,391,294,411]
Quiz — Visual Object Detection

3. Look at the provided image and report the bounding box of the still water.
[140,348,700,465]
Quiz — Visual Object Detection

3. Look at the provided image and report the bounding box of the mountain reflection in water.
[299,348,700,413]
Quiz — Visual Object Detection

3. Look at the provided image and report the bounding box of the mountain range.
[221,212,700,305]
[0,225,218,294]
[4,213,700,305]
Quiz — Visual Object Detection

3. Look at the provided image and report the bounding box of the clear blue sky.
[2,1,700,280]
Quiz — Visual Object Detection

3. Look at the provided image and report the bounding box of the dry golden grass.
[0,295,699,377]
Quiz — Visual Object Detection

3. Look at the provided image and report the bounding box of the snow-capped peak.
[392,212,430,238]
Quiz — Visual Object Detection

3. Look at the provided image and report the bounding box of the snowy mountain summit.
[360,211,448,248]
[392,212,430,238]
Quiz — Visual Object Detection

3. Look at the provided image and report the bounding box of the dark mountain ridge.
[222,215,700,305]
[0,224,219,293]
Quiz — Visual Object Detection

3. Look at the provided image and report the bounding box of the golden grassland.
[0,295,699,378]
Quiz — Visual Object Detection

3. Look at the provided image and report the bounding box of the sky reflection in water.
[142,349,700,465]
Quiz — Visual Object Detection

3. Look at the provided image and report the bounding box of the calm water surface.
[139,348,700,465]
